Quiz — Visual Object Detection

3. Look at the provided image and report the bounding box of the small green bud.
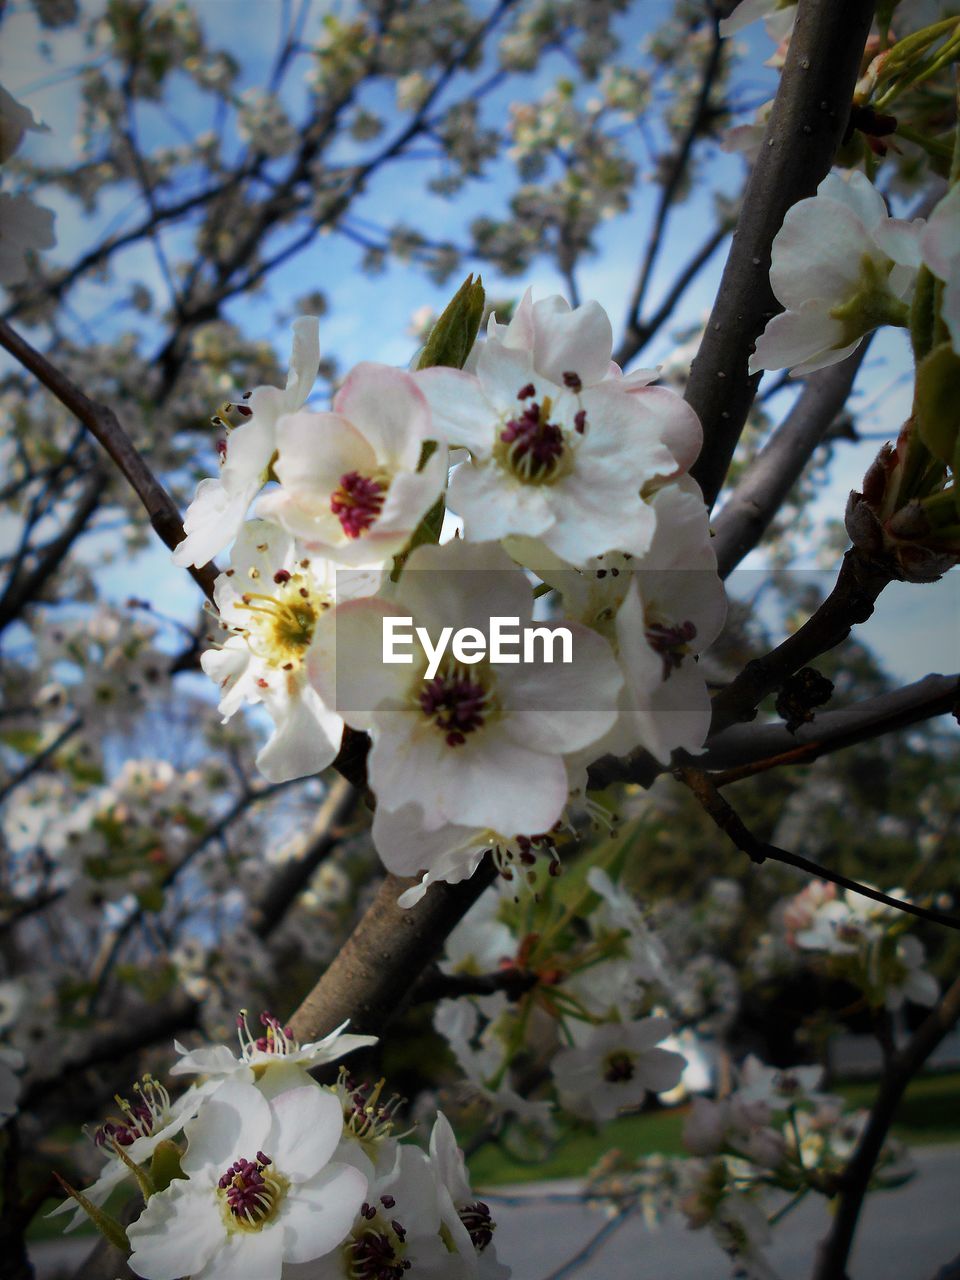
[416,273,485,372]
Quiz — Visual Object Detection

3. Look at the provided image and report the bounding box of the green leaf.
[150,1140,187,1194]
[53,1173,130,1251]
[915,341,960,462]
[415,273,485,372]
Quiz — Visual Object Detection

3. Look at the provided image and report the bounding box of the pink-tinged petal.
[334,362,432,469]
[416,367,498,453]
[448,458,555,543]
[268,1086,344,1181]
[748,302,849,375]
[476,337,538,412]
[199,1227,283,1280]
[281,315,321,414]
[282,1164,368,1263]
[255,682,342,783]
[499,623,622,753]
[182,1082,271,1176]
[769,197,875,307]
[638,1047,687,1093]
[630,385,703,474]
[817,170,888,232]
[532,296,613,386]
[127,1180,223,1280]
[273,411,377,494]
[617,364,660,388]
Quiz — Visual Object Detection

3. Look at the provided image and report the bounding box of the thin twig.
[0,318,218,602]
[678,766,960,933]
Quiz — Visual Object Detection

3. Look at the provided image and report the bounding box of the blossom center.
[336,1071,402,1151]
[418,664,493,747]
[603,1050,635,1083]
[237,1009,299,1060]
[218,1152,286,1231]
[495,392,569,484]
[459,1201,496,1252]
[644,619,697,680]
[94,1075,170,1149]
[331,471,387,538]
[233,572,322,667]
[346,1201,410,1278]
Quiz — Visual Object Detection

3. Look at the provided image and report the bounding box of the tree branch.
[699,672,960,779]
[811,972,960,1280]
[712,344,871,577]
[678,766,960,932]
[0,318,218,602]
[686,0,877,510]
[288,860,497,1041]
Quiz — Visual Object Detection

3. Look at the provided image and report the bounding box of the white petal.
[637,1047,687,1092]
[770,196,874,308]
[182,1082,271,1176]
[531,296,613,386]
[416,367,498,454]
[749,302,850,375]
[127,1180,222,1280]
[448,458,555,543]
[281,1164,368,1263]
[255,681,341,783]
[282,316,321,413]
[817,170,888,233]
[269,1086,344,1181]
[199,1227,283,1280]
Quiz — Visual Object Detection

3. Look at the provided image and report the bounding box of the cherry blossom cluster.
[52,1012,511,1279]
[179,287,726,902]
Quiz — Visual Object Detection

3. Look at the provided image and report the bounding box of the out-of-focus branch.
[288,860,497,1042]
[615,14,724,367]
[712,344,871,576]
[678,766,960,932]
[0,468,104,634]
[615,222,729,367]
[250,776,359,937]
[0,318,218,602]
[811,972,960,1280]
[686,0,876,510]
[0,716,83,804]
[700,672,960,779]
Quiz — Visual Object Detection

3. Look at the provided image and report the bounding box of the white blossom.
[173,317,321,569]
[127,1082,365,1280]
[551,1016,685,1121]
